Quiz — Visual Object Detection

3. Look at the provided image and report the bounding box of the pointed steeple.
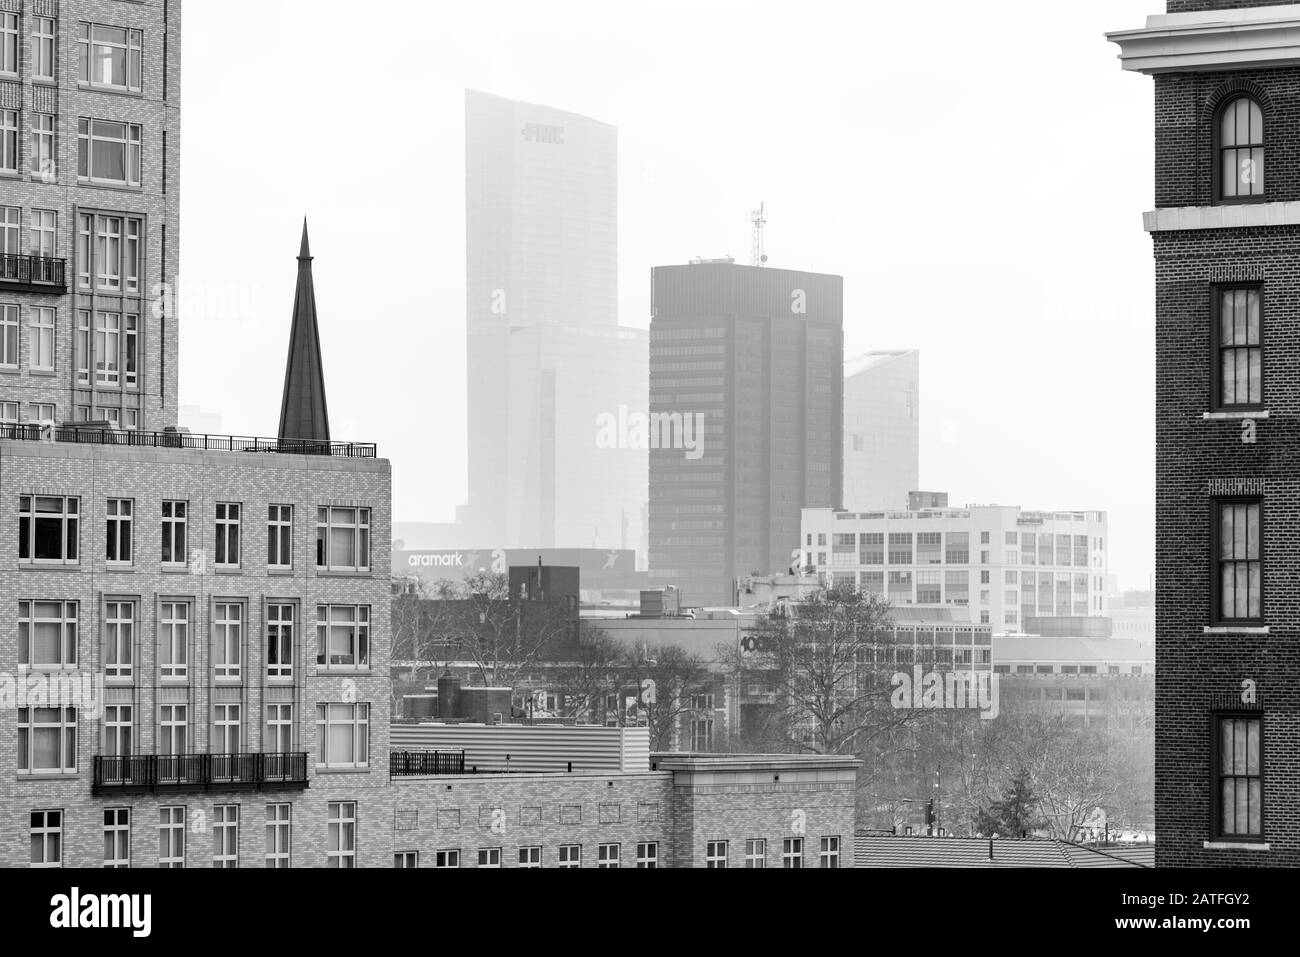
[278,218,331,444]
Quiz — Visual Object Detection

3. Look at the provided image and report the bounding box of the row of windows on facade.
[18,702,372,774]
[31,801,343,869]
[2,110,151,188]
[3,206,150,292]
[17,598,374,676]
[27,805,842,868]
[809,530,1101,567]
[1,16,145,92]
[16,498,372,572]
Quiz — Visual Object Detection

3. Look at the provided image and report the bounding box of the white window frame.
[316,506,371,572]
[782,837,804,869]
[78,23,143,92]
[266,602,294,680]
[104,704,132,757]
[327,802,356,868]
[517,846,541,868]
[30,113,55,180]
[93,311,120,385]
[265,703,293,753]
[213,703,241,754]
[77,118,142,187]
[0,400,17,424]
[18,599,78,670]
[29,305,55,371]
[104,808,131,868]
[214,601,242,680]
[213,805,239,868]
[32,17,56,82]
[0,13,18,77]
[159,600,188,680]
[315,603,370,671]
[159,806,185,868]
[19,495,79,565]
[705,840,728,868]
[636,842,658,868]
[597,843,620,869]
[106,497,132,564]
[215,502,240,567]
[558,844,581,868]
[0,110,16,173]
[819,835,841,868]
[265,804,291,868]
[161,500,187,566]
[744,838,766,868]
[477,847,501,868]
[394,851,418,868]
[0,303,18,368]
[315,702,369,769]
[30,402,56,425]
[30,810,62,868]
[268,504,292,569]
[159,703,187,755]
[18,707,77,774]
[433,849,459,869]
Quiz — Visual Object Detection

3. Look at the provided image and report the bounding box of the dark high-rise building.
[647,261,843,607]
[1110,0,1300,866]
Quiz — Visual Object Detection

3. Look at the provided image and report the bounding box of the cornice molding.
[1144,200,1300,231]
[1108,5,1300,74]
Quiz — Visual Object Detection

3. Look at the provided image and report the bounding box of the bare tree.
[546,629,623,722]
[614,644,713,751]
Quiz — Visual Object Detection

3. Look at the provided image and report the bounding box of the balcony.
[92,752,309,795]
[0,422,377,458]
[0,254,67,293]
[389,750,467,777]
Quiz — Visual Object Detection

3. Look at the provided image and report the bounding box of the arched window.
[1218,95,1265,201]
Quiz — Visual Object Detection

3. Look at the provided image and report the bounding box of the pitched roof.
[854,834,1150,868]
[277,219,331,443]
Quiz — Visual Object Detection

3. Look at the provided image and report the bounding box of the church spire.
[278,218,331,444]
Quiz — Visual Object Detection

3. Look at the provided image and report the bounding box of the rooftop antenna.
[749,202,767,267]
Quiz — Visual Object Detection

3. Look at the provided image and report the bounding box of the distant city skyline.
[178,0,1157,589]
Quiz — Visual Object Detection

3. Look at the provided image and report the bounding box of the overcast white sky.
[179,0,1156,589]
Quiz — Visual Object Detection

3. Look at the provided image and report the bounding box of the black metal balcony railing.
[0,422,377,458]
[389,750,467,777]
[92,752,309,795]
[0,253,67,292]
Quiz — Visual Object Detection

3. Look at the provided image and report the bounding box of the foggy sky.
[179,0,1156,589]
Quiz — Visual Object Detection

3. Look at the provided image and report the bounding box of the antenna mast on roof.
[749,202,767,267]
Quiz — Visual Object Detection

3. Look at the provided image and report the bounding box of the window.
[266,804,291,867]
[636,842,658,868]
[106,498,132,564]
[706,840,728,868]
[215,503,241,567]
[782,837,803,868]
[327,802,357,868]
[32,17,56,82]
[18,707,77,773]
[1217,95,1264,201]
[0,400,16,423]
[159,806,185,868]
[104,600,133,680]
[316,703,369,769]
[124,314,138,387]
[267,603,295,679]
[1214,715,1263,840]
[214,805,239,868]
[159,601,188,679]
[104,704,132,756]
[266,704,293,754]
[477,847,501,868]
[213,703,241,754]
[159,704,186,754]
[29,305,54,371]
[19,600,78,669]
[819,836,841,868]
[78,23,143,92]
[1,303,18,368]
[316,507,371,572]
[161,500,187,564]
[94,312,120,385]
[0,110,17,173]
[30,113,55,180]
[30,402,55,425]
[78,119,142,187]
[268,505,292,568]
[433,849,459,869]
[558,844,581,868]
[31,811,62,868]
[0,13,18,75]
[518,846,542,868]
[394,851,418,868]
[104,808,130,868]
[78,213,144,294]
[1213,287,1262,410]
[214,602,242,680]
[597,843,620,868]
[316,604,369,670]
[1213,499,1262,623]
[744,839,766,868]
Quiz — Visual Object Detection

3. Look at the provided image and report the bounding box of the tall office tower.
[1,0,180,432]
[648,261,843,607]
[1110,0,1300,866]
[843,350,919,511]
[460,90,647,553]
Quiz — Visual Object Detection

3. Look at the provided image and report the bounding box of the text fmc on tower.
[1110,1,1300,866]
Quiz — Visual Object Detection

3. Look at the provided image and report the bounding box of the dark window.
[1213,499,1263,624]
[1212,714,1263,841]
[1216,95,1264,202]
[1213,287,1262,410]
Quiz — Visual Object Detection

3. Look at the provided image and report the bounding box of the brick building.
[1109,1,1300,865]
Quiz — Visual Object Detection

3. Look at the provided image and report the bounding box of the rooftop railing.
[1,423,377,458]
